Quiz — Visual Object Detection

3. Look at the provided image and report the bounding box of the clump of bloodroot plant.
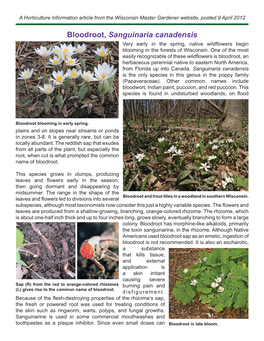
[172,248,248,313]
[18,42,117,115]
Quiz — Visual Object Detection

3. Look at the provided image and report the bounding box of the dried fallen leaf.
[163,156,173,163]
[62,106,69,117]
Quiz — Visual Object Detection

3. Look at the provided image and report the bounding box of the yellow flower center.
[101,72,107,79]
[99,51,106,56]
[46,88,51,93]
[24,73,29,78]
[54,49,60,53]
[84,75,90,78]
[56,76,62,82]
[53,60,59,64]
[71,72,77,78]
[63,48,69,53]
[68,60,74,64]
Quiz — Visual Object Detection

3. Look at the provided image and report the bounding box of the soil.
[77,223,119,279]
[15,41,119,118]
[17,222,75,279]
[169,248,248,319]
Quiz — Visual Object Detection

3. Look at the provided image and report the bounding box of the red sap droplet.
[80,243,94,259]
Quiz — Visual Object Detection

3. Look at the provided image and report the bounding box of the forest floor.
[169,248,248,319]
[123,119,248,191]
[16,222,75,279]
[16,41,119,118]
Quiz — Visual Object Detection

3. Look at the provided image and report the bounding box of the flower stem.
[44,57,46,76]
[63,55,66,75]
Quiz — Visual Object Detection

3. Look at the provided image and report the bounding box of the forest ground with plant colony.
[123,99,248,191]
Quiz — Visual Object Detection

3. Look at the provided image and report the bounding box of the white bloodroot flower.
[18,68,34,80]
[93,46,111,57]
[190,279,198,286]
[172,149,184,156]
[208,155,217,161]
[81,71,98,82]
[52,71,67,85]
[183,269,188,273]
[135,153,145,162]
[38,83,55,95]
[211,282,219,289]
[199,163,210,172]
[195,143,200,147]
[203,257,207,262]
[66,57,80,67]
[53,45,62,55]
[66,68,81,79]
[35,46,53,57]
[76,43,87,54]
[94,62,116,81]
[227,138,234,143]
[218,286,225,293]
[49,55,63,66]
[215,277,222,283]
[60,43,77,57]
[221,180,227,189]
[212,145,219,150]
[225,151,230,156]
[226,176,234,184]
[167,145,177,153]
[158,137,165,143]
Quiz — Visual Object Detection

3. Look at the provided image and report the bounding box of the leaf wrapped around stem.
[78,83,88,103]
[44,97,52,113]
